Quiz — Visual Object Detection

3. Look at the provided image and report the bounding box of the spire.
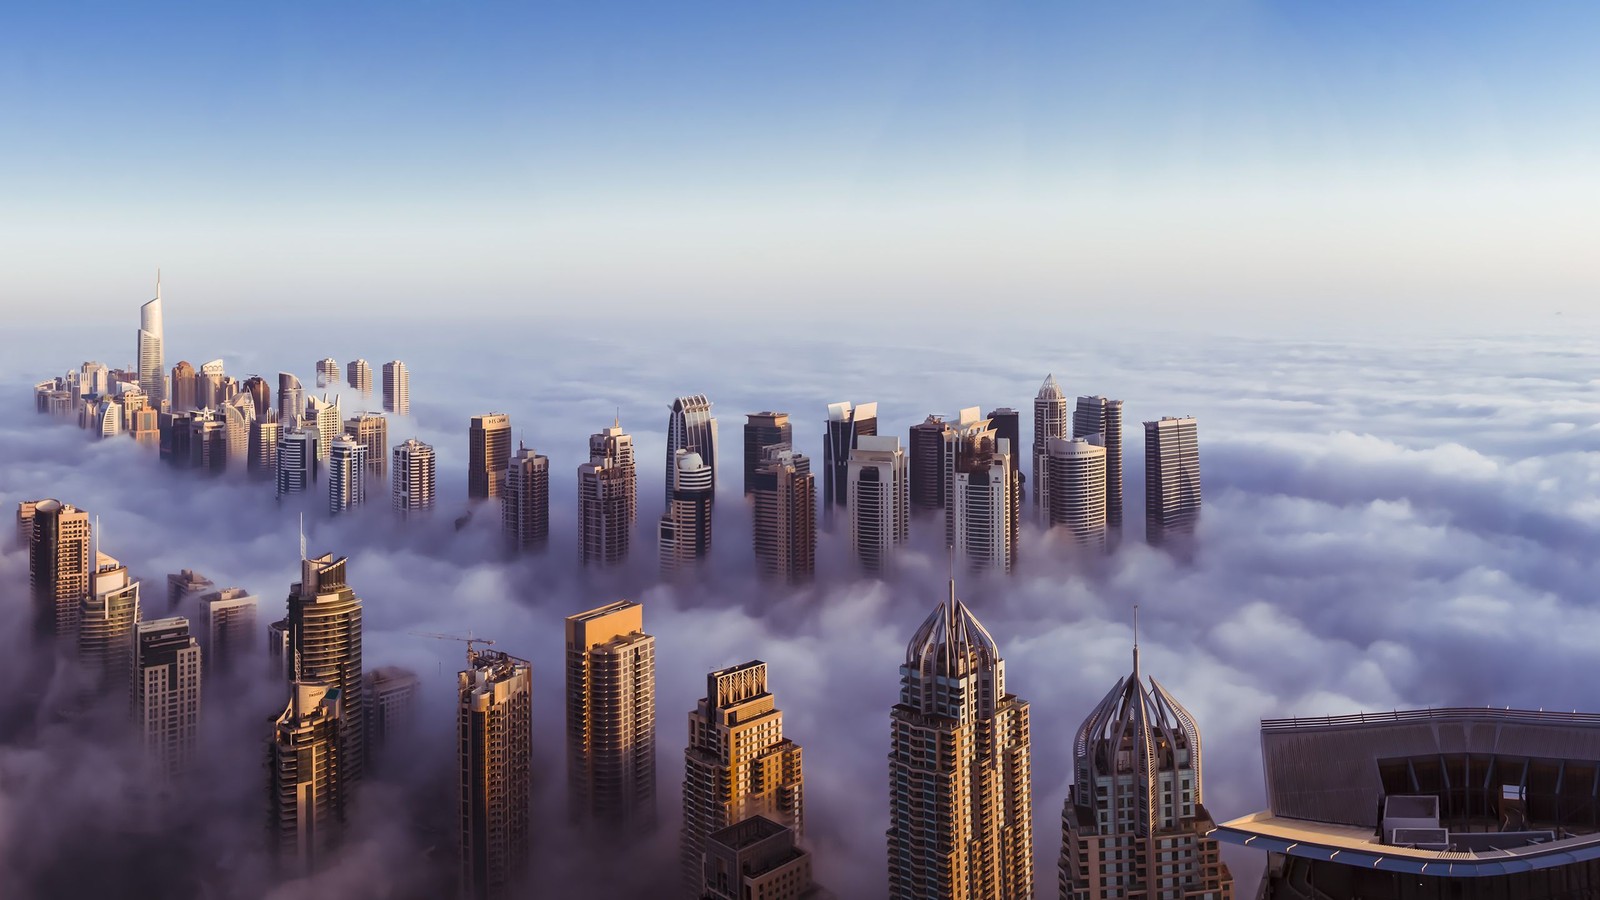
[615,407,621,429]
[299,512,307,562]
[155,268,161,300]
[1132,602,1141,681]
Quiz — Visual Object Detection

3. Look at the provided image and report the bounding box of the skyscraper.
[1045,437,1108,550]
[29,499,90,639]
[565,601,656,834]
[250,416,281,479]
[79,551,140,698]
[848,436,909,576]
[133,616,202,777]
[1060,642,1232,900]
[459,649,533,900]
[1034,375,1069,518]
[666,395,718,505]
[751,446,815,583]
[243,374,272,422]
[346,359,373,395]
[307,394,341,463]
[138,273,165,407]
[381,360,409,416]
[363,666,420,767]
[16,499,39,548]
[187,412,226,472]
[198,587,257,677]
[660,450,714,574]
[270,681,345,872]
[1145,416,1202,547]
[196,359,226,410]
[1073,396,1124,531]
[392,438,437,517]
[222,401,251,470]
[167,568,215,614]
[170,360,197,412]
[276,429,319,497]
[743,412,792,496]
[580,420,635,566]
[469,413,512,500]
[328,435,368,515]
[908,414,952,514]
[288,552,366,785]
[346,412,388,479]
[278,372,304,426]
[681,661,804,894]
[502,444,550,551]
[823,401,878,510]
[315,357,339,388]
[889,581,1033,900]
[987,406,1024,554]
[701,816,826,900]
[944,410,1017,573]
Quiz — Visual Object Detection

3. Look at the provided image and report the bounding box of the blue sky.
[4,2,1598,324]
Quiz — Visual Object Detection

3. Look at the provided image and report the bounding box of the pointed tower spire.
[156,268,161,299]
[1132,603,1141,680]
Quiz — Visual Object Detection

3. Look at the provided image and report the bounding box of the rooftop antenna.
[299,512,307,562]
[946,544,957,605]
[1133,603,1141,680]
[615,407,621,429]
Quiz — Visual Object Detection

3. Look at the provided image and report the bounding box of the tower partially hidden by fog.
[459,649,533,900]
[666,395,718,505]
[278,373,304,427]
[681,661,804,894]
[1144,416,1201,547]
[328,435,368,515]
[824,400,878,511]
[1033,375,1069,519]
[909,414,953,513]
[29,499,90,639]
[392,438,436,517]
[889,581,1033,900]
[133,616,202,777]
[346,359,372,396]
[751,446,816,583]
[1045,437,1108,550]
[944,409,1017,573]
[848,436,909,576]
[138,273,166,407]
[80,550,140,698]
[580,420,635,566]
[469,413,512,501]
[276,429,319,497]
[502,444,550,551]
[743,412,792,496]
[659,449,713,574]
[346,412,387,480]
[270,681,345,873]
[1073,396,1124,531]
[288,552,366,785]
[1060,642,1232,900]
[565,601,656,836]
[382,360,409,416]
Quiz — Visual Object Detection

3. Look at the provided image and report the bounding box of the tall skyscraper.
[137,273,165,407]
[346,359,373,395]
[381,360,409,416]
[130,405,160,448]
[565,601,656,834]
[701,816,826,900]
[170,360,197,412]
[1145,416,1202,547]
[328,435,368,515]
[276,429,319,497]
[1034,375,1069,518]
[1045,437,1108,550]
[751,446,815,583]
[681,661,804,894]
[167,569,215,614]
[79,551,140,698]
[29,499,90,639]
[392,438,437,517]
[580,420,635,566]
[459,648,533,900]
[222,402,251,470]
[307,394,341,463]
[315,357,339,388]
[1061,642,1232,900]
[987,406,1025,554]
[243,374,272,422]
[196,359,226,410]
[743,412,792,496]
[848,436,909,576]
[823,401,878,510]
[250,416,281,479]
[278,372,304,426]
[187,412,226,472]
[198,587,257,677]
[270,681,345,872]
[666,395,718,505]
[133,616,202,777]
[659,450,713,574]
[502,444,550,551]
[889,581,1032,900]
[288,552,366,785]
[363,666,420,767]
[944,410,1017,573]
[16,499,39,548]
[909,414,952,514]
[346,412,388,479]
[1073,396,1124,531]
[93,398,122,439]
[469,413,512,500]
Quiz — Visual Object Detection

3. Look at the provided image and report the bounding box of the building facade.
[346,412,388,479]
[469,413,512,500]
[1034,375,1070,519]
[1045,437,1108,550]
[1145,416,1201,547]
[198,587,258,677]
[1073,396,1124,532]
[392,438,437,516]
[667,395,718,505]
[138,276,165,407]
[346,359,373,395]
[909,415,952,513]
[278,372,304,427]
[363,666,420,767]
[29,499,91,639]
[944,410,1017,573]
[328,436,368,515]
[287,553,366,785]
[744,412,792,496]
[701,816,826,900]
[660,450,713,574]
[381,360,409,416]
[580,421,635,566]
[565,601,657,835]
[751,447,816,584]
[848,436,909,576]
[823,401,878,511]
[80,551,141,699]
[502,444,550,551]
[459,649,534,900]
[270,681,345,872]
[277,429,319,497]
[133,617,202,777]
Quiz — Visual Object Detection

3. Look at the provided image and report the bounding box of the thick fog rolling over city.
[2,319,1598,898]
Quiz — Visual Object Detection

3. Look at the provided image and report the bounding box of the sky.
[3,2,1599,327]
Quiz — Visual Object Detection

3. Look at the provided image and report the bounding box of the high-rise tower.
[666,395,717,505]
[288,552,366,785]
[243,375,272,423]
[80,550,140,698]
[345,412,388,479]
[659,450,713,574]
[848,436,909,576]
[170,361,197,412]
[1073,396,1124,531]
[392,438,437,517]
[823,401,878,510]
[278,373,304,427]
[459,649,533,900]
[580,420,635,566]
[743,412,792,496]
[270,681,345,872]
[469,413,512,500]
[1144,416,1201,547]
[909,414,953,514]
[133,616,202,777]
[565,601,656,835]
[276,429,319,497]
[328,435,368,515]
[346,359,373,396]
[751,446,815,583]
[987,406,1025,553]
[198,587,258,677]
[138,273,165,407]
[315,357,339,388]
[1034,375,1070,518]
[1045,437,1108,550]
[306,394,341,463]
[502,444,550,551]
[1060,641,1232,900]
[381,360,409,416]
[681,661,804,894]
[944,410,1017,573]
[29,499,91,639]
[889,582,1033,900]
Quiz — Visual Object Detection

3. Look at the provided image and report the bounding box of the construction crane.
[409,631,496,669]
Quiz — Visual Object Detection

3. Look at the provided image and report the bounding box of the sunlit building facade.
[459,649,533,900]
[565,601,657,835]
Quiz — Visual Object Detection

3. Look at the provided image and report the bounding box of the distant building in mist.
[502,444,550,551]
[137,275,165,407]
[660,449,713,574]
[243,374,272,422]
[250,417,281,479]
[469,413,512,501]
[170,360,197,412]
[580,420,635,566]
[196,359,226,410]
[666,395,718,505]
[28,499,90,639]
[79,551,140,699]
[277,429,319,497]
[15,499,39,548]
[167,569,214,615]
[187,413,226,472]
[381,360,409,416]
[944,408,1016,573]
[701,816,827,900]
[328,435,368,515]
[986,406,1024,552]
[751,446,815,583]
[1033,375,1069,519]
[823,401,877,512]
[364,666,420,768]
[743,412,792,496]
[315,357,339,388]
[392,438,437,517]
[681,660,804,894]
[346,412,388,480]
[459,648,533,900]
[270,681,345,872]
[133,616,202,777]
[1074,396,1124,532]
[346,359,372,395]
[306,394,340,463]
[198,587,257,678]
[288,553,366,785]
[565,601,656,835]
[278,373,304,426]
[908,414,952,513]
[1145,416,1201,547]
[889,580,1032,900]
[1045,437,1108,550]
[848,436,908,576]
